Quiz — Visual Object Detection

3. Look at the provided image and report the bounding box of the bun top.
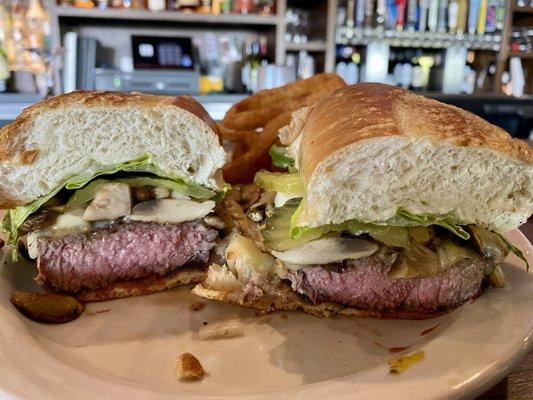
[283,83,533,232]
[0,91,226,208]
[287,83,532,183]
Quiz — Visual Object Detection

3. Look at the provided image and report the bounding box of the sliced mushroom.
[83,183,132,222]
[271,236,379,265]
[203,215,226,230]
[19,209,60,235]
[467,225,509,264]
[130,199,215,224]
[389,242,440,279]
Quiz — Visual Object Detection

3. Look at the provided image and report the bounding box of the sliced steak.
[288,254,489,314]
[37,221,217,293]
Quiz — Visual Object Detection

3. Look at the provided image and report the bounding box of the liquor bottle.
[477,0,487,35]
[418,54,434,89]
[395,0,407,30]
[400,50,412,88]
[410,50,424,90]
[376,0,387,28]
[456,0,467,34]
[148,0,165,10]
[0,41,9,92]
[485,0,497,33]
[468,0,481,34]
[386,0,397,30]
[166,0,178,10]
[179,0,200,11]
[237,0,252,14]
[355,0,365,27]
[364,0,374,28]
[495,0,506,33]
[346,0,356,38]
[198,0,211,12]
[211,0,220,13]
[26,0,48,49]
[219,0,231,13]
[448,0,459,34]
[406,0,417,31]
[428,0,439,32]
[437,0,448,33]
[419,0,429,32]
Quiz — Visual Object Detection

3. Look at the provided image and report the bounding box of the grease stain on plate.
[388,351,425,374]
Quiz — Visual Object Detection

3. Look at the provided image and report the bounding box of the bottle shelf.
[512,5,533,14]
[336,28,502,51]
[508,51,533,59]
[285,40,327,52]
[54,7,279,26]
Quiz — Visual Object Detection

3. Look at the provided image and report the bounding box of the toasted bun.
[283,83,533,232]
[57,267,206,302]
[192,264,469,320]
[0,91,226,208]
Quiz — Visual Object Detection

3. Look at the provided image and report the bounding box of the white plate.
[0,229,531,400]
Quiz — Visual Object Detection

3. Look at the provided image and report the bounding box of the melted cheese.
[225,235,274,281]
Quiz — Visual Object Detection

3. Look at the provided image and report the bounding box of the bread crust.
[295,83,533,183]
[45,266,206,302]
[0,91,221,208]
[192,281,475,320]
[0,91,219,166]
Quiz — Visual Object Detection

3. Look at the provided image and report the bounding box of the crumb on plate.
[176,352,206,380]
[189,302,206,312]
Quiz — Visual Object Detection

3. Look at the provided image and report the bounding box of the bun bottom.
[192,281,481,320]
[45,267,206,302]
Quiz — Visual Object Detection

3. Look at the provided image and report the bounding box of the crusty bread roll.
[0,91,226,208]
[282,83,533,232]
[75,267,205,302]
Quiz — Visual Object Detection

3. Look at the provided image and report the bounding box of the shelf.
[508,51,533,59]
[512,5,533,14]
[336,28,501,51]
[54,7,279,26]
[285,40,327,52]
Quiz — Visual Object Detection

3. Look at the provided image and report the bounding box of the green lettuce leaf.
[1,154,225,260]
[289,202,411,248]
[392,208,470,240]
[269,145,295,170]
[289,201,470,247]
[497,233,530,270]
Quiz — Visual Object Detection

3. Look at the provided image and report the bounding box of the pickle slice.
[261,200,322,252]
[11,292,85,324]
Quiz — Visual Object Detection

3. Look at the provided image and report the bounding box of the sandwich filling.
[1,155,227,296]
[197,146,527,317]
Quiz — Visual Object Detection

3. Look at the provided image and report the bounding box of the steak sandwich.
[193,83,533,319]
[0,91,227,301]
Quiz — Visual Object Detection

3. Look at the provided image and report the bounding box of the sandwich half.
[193,83,533,319]
[0,91,227,301]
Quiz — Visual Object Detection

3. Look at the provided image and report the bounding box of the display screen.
[131,36,194,70]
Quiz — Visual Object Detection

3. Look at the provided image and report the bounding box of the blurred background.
[0,0,531,136]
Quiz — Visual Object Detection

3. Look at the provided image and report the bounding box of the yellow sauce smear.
[388,350,425,374]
